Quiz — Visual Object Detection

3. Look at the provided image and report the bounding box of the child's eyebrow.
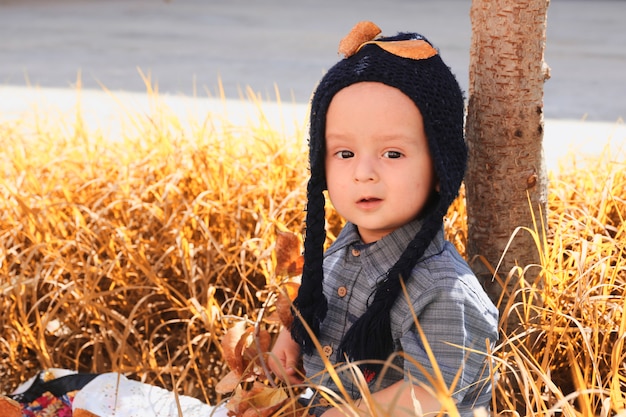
[324,133,352,143]
[377,134,422,144]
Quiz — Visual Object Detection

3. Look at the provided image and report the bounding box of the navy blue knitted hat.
[291,22,467,368]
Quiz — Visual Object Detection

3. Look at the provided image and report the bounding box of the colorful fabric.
[19,391,76,417]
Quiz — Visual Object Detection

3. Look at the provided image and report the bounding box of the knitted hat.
[291,22,467,369]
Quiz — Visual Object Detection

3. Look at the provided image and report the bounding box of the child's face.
[324,82,436,244]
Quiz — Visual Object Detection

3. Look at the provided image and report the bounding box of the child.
[270,21,499,417]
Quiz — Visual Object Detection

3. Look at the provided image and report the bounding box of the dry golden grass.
[488,147,626,416]
[0,89,624,416]
[0,91,312,405]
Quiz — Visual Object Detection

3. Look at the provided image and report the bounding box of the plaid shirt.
[301,219,499,416]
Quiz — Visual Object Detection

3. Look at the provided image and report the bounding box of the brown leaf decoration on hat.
[338,21,382,58]
[359,39,438,60]
[338,21,438,61]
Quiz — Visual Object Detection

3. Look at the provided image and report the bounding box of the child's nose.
[353,156,378,182]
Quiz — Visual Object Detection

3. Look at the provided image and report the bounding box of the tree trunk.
[465,0,550,332]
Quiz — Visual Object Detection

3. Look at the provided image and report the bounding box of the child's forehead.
[332,81,408,96]
[325,81,422,114]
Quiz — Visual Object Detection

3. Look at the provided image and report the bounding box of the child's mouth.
[357,197,382,208]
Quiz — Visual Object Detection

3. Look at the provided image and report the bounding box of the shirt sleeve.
[393,256,498,407]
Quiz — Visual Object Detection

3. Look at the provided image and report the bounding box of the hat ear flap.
[290,174,328,355]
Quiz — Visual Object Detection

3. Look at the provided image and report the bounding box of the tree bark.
[466,0,550,331]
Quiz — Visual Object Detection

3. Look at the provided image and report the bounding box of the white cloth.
[72,372,229,417]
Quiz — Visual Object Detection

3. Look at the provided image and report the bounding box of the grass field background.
[1,88,624,416]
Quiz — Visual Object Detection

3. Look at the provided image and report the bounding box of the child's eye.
[335,150,354,159]
[383,151,403,159]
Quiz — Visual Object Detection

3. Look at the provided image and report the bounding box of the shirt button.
[322,345,333,357]
[319,398,330,407]
[351,248,360,257]
[337,286,347,298]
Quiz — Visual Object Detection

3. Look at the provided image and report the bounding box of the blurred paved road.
[0,0,625,122]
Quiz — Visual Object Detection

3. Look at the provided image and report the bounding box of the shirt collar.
[326,218,446,278]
